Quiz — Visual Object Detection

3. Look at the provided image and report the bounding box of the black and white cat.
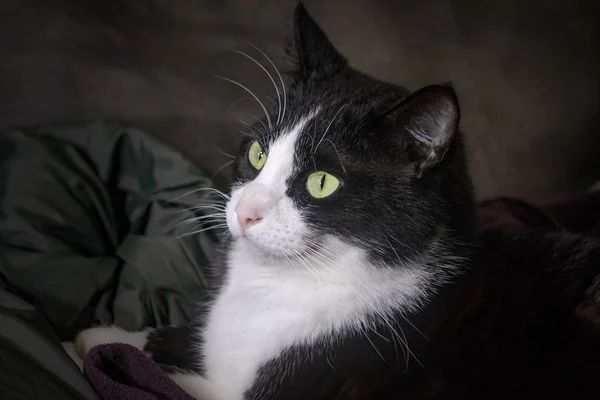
[75,4,600,400]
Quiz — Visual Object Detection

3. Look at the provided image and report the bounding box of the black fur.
[145,325,204,375]
[146,3,600,399]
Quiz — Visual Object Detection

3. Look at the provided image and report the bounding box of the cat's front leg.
[74,326,151,359]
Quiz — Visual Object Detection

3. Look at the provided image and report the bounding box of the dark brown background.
[1,0,599,202]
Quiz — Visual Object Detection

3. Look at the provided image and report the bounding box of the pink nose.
[236,208,262,228]
[234,183,278,231]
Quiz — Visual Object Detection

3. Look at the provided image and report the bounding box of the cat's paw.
[74,326,150,359]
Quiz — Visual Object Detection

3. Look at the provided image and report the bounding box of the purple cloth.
[83,343,194,400]
[477,191,600,236]
[476,196,558,232]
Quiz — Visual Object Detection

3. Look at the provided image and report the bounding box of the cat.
[75,3,600,399]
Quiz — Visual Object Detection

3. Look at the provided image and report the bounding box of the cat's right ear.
[285,3,347,80]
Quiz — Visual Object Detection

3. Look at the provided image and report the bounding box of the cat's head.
[225,4,474,268]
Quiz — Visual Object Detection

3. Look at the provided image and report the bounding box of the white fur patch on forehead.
[254,111,319,194]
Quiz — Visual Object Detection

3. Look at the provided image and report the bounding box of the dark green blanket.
[0,120,223,398]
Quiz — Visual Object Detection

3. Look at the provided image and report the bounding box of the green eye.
[306,171,340,199]
[248,141,267,170]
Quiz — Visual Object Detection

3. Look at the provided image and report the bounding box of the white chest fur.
[201,238,432,400]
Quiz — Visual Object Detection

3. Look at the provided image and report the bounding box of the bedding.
[0,120,221,399]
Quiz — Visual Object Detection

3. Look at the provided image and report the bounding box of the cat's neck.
[222,233,467,339]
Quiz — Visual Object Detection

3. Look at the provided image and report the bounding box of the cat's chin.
[235,236,312,262]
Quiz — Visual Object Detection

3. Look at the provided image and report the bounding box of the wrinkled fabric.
[83,344,193,400]
[0,120,223,341]
[0,281,100,400]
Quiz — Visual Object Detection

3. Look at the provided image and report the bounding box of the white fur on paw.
[74,326,150,359]
[62,341,84,370]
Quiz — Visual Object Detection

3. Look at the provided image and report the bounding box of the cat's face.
[225,5,472,267]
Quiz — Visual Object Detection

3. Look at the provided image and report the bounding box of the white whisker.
[293,251,323,283]
[314,105,347,154]
[170,224,229,241]
[170,187,230,202]
[212,160,235,179]
[245,41,287,126]
[361,324,386,361]
[237,112,269,133]
[175,214,226,224]
[217,147,236,159]
[399,314,429,341]
[168,213,227,230]
[215,75,273,130]
[323,138,347,176]
[386,237,403,265]
[234,49,282,126]
[237,129,256,140]
[178,204,227,213]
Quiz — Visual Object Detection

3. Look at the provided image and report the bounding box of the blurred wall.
[0,0,599,202]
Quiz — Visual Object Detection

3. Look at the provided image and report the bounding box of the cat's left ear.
[383,84,460,177]
[285,3,347,80]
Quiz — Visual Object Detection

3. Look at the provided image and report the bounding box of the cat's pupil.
[257,151,264,160]
[319,174,326,190]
